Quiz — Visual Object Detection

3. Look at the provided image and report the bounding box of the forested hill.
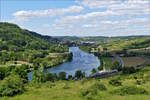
[0,22,66,52]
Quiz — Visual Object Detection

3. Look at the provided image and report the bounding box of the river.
[28,47,100,80]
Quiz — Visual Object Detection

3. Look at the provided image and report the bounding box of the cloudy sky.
[1,0,150,36]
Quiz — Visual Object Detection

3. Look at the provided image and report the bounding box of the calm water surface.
[28,47,100,80]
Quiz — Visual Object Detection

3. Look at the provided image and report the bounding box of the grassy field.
[1,66,150,100]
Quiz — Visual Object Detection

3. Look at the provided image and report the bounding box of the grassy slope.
[1,66,150,100]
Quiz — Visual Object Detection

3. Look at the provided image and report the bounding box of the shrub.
[58,72,66,80]
[136,79,145,85]
[11,65,29,82]
[0,75,25,96]
[81,90,90,97]
[32,70,47,83]
[91,68,97,74]
[81,82,106,97]
[0,66,16,80]
[68,75,73,80]
[109,79,122,86]
[0,67,7,80]
[111,86,148,95]
[91,82,107,91]
[122,67,136,74]
[111,61,121,71]
[44,73,55,82]
[75,70,85,79]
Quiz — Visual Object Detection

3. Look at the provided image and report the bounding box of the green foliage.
[111,61,121,70]
[91,82,107,91]
[0,67,8,80]
[11,65,29,82]
[32,70,46,84]
[75,70,85,79]
[58,72,66,80]
[111,86,148,95]
[0,66,16,80]
[99,55,104,70]
[91,68,97,74]
[136,79,146,85]
[109,78,122,86]
[81,82,106,97]
[68,75,73,80]
[0,75,25,97]
[122,67,136,74]
[0,22,68,67]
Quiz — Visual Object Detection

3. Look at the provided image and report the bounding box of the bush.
[122,67,136,74]
[91,68,97,74]
[0,66,16,80]
[58,72,66,80]
[0,67,7,80]
[109,79,122,86]
[75,70,85,79]
[81,82,106,97]
[136,79,145,85]
[111,61,121,71]
[91,82,107,91]
[68,75,73,80]
[0,75,25,96]
[111,86,148,95]
[11,65,29,82]
[32,70,47,83]
[44,73,55,82]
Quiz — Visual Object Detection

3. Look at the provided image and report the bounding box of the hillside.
[0,22,70,68]
[0,22,64,52]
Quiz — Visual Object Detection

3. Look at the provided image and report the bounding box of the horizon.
[1,0,150,36]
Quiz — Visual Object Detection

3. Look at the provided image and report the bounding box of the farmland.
[121,57,150,67]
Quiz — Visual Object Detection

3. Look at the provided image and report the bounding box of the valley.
[0,22,150,100]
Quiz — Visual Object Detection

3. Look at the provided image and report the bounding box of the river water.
[28,47,100,80]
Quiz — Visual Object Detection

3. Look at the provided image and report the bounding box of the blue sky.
[1,0,150,36]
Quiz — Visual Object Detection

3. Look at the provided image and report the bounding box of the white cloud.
[82,24,97,28]
[13,5,84,20]
[77,0,121,9]
[48,13,150,36]
[78,0,150,15]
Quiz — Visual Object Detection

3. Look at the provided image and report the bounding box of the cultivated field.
[121,57,149,67]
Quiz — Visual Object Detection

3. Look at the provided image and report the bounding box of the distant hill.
[55,36,150,46]
[100,36,150,51]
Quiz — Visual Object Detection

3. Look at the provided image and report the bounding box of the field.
[100,36,150,51]
[1,66,150,100]
[121,57,150,67]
